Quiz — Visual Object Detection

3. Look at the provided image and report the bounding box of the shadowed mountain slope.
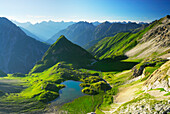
[0,17,49,73]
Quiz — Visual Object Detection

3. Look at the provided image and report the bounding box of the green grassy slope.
[0,62,109,113]
[88,19,161,60]
[0,35,111,113]
[30,35,95,73]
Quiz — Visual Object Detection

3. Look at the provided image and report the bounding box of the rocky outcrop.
[132,65,145,77]
[144,61,170,92]
[126,15,170,59]
[132,61,156,77]
[115,97,170,114]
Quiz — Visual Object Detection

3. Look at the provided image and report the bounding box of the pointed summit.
[30,36,95,73]
[54,35,68,44]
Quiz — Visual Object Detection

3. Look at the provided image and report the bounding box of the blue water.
[50,80,86,106]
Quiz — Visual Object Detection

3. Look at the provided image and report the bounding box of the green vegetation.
[80,83,90,87]
[88,58,138,72]
[89,19,162,60]
[0,61,113,113]
[0,90,4,96]
[60,93,103,113]
[164,92,170,96]
[0,70,7,77]
[95,108,105,114]
[133,58,167,80]
[0,96,45,113]
[20,63,90,100]
[11,73,26,77]
[154,88,165,92]
[103,94,113,105]
[89,32,135,59]
[101,87,118,107]
[80,76,111,95]
[106,86,118,95]
[39,91,59,103]
[82,87,98,95]
[104,70,132,86]
[30,35,95,73]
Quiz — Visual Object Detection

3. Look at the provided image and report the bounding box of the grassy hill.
[30,35,95,74]
[88,19,161,60]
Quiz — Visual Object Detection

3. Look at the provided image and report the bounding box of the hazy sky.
[0,0,169,23]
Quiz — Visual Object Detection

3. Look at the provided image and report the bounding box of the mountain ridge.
[47,21,145,48]
[88,15,169,60]
[0,17,49,73]
[13,20,75,41]
[47,21,96,46]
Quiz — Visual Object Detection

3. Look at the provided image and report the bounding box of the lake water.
[50,80,86,106]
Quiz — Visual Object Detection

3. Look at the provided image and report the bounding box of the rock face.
[144,60,170,92]
[132,61,157,77]
[0,17,49,73]
[115,98,170,114]
[126,15,170,59]
[132,65,145,77]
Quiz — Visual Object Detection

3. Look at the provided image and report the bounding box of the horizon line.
[10,19,150,24]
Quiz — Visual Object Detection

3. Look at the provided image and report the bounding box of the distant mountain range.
[47,21,147,48]
[0,17,49,73]
[20,27,44,42]
[13,20,75,41]
[47,21,96,46]
[13,20,148,46]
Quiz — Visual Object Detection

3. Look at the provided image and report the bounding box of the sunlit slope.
[30,35,95,73]
[89,15,169,60]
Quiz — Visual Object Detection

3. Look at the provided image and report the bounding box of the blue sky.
[0,0,169,23]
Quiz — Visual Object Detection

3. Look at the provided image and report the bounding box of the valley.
[0,13,169,114]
